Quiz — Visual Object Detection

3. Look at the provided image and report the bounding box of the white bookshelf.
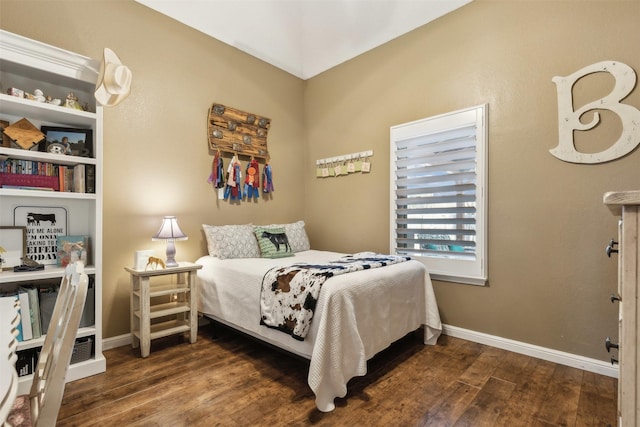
[0,30,105,393]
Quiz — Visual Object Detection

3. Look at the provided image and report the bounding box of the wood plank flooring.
[57,323,617,426]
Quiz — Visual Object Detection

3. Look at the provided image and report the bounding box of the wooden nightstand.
[124,262,202,357]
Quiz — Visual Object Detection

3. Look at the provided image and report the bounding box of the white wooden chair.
[5,261,88,427]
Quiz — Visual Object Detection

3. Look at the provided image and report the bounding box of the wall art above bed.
[207,103,270,159]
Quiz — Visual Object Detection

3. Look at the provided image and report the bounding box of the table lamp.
[152,216,187,268]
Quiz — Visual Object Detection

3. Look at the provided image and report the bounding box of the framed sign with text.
[14,206,68,265]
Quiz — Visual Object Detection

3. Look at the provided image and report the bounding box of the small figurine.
[45,96,61,105]
[64,92,83,110]
[145,256,166,270]
[33,89,46,102]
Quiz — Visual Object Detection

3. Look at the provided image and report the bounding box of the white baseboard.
[102,333,131,351]
[442,324,619,379]
[100,324,619,378]
[101,317,210,351]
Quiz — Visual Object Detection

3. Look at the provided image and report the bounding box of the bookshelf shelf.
[0,265,97,284]
[0,93,97,128]
[14,326,97,352]
[0,146,98,166]
[0,188,97,200]
[0,30,105,394]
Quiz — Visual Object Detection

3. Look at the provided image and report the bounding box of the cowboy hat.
[94,47,132,107]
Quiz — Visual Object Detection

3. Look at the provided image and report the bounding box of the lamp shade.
[152,216,187,241]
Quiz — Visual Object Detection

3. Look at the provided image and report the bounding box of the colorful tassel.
[262,163,274,193]
[207,152,224,188]
[244,158,260,199]
[224,155,243,200]
[234,162,243,199]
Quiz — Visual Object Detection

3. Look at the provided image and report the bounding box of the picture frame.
[39,125,93,158]
[0,226,27,270]
[14,206,68,265]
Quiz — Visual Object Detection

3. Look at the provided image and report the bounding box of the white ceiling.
[135,0,472,80]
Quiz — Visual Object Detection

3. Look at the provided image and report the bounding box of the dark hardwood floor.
[57,323,617,426]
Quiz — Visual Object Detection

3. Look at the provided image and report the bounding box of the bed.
[196,222,442,412]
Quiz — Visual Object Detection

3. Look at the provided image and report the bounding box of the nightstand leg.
[140,276,151,357]
[130,275,140,350]
[188,271,198,344]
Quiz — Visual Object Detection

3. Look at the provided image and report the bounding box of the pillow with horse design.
[253,226,294,258]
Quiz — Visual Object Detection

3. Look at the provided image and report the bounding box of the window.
[390,105,487,285]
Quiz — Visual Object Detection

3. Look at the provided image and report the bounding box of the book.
[56,235,89,267]
[39,286,58,333]
[65,167,74,192]
[73,164,85,193]
[58,165,66,192]
[0,172,60,191]
[85,164,95,193]
[19,285,42,339]
[1,185,55,191]
[16,291,33,341]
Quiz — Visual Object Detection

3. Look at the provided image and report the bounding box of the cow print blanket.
[260,252,411,340]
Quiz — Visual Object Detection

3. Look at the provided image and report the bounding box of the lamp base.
[165,259,179,268]
[165,240,179,268]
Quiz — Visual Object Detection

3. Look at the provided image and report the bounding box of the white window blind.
[390,105,487,285]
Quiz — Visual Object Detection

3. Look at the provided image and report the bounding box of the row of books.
[1,278,94,343]
[1,285,54,342]
[0,159,58,176]
[0,163,95,193]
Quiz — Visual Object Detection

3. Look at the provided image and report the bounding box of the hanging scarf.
[207,152,224,188]
[262,163,274,193]
[234,162,243,199]
[244,158,260,199]
[223,156,243,200]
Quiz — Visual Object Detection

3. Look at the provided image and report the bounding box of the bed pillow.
[202,224,261,259]
[253,226,294,258]
[264,220,311,252]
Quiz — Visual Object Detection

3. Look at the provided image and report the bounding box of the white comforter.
[196,250,442,412]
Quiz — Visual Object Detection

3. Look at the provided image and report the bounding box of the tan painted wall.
[1,0,306,339]
[2,0,639,362]
[304,0,640,360]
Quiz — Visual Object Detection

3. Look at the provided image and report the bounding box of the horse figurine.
[145,256,166,270]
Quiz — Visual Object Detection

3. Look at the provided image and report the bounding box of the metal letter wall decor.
[207,103,270,159]
[550,61,640,164]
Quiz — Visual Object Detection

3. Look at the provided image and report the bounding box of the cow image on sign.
[550,61,640,164]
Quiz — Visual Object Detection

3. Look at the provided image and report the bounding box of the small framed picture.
[0,226,27,270]
[39,126,93,158]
